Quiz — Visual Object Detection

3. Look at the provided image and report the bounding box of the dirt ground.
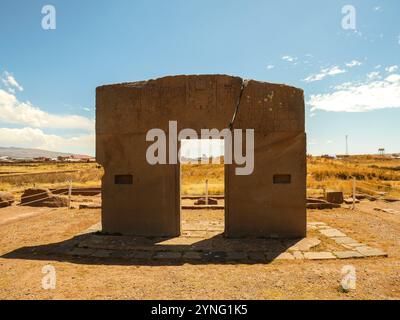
[0,200,399,300]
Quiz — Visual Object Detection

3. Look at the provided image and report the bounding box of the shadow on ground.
[1,232,301,266]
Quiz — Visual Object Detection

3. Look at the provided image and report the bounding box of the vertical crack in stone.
[229,79,248,130]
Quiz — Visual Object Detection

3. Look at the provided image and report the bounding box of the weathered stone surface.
[307,222,326,226]
[97,75,306,238]
[334,251,363,259]
[292,251,304,259]
[307,202,341,210]
[383,197,400,203]
[79,203,101,209]
[20,188,68,207]
[343,198,360,204]
[333,237,358,245]
[303,252,336,260]
[0,191,14,208]
[374,208,399,214]
[288,237,321,251]
[326,191,344,204]
[355,246,388,257]
[319,228,347,238]
[194,197,218,205]
[275,252,295,260]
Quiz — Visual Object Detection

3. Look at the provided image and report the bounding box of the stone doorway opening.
[180,139,225,234]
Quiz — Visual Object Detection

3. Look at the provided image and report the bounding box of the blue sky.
[0,0,399,156]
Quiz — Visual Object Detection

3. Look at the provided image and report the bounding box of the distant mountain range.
[0,147,89,159]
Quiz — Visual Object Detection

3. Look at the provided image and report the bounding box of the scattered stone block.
[194,197,218,205]
[374,208,398,214]
[334,251,363,259]
[355,246,388,257]
[383,197,400,203]
[355,193,377,201]
[20,188,68,207]
[307,202,341,209]
[343,198,360,204]
[0,191,14,208]
[326,191,344,204]
[292,251,304,259]
[275,252,294,260]
[333,237,358,245]
[319,228,347,238]
[304,252,336,260]
[289,237,321,251]
[79,203,101,209]
[307,222,326,226]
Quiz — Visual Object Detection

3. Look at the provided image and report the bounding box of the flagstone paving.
[55,219,387,262]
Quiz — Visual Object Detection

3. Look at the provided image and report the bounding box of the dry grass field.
[0,163,103,192]
[181,155,400,198]
[1,156,399,198]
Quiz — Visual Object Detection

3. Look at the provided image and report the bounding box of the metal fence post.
[352,177,356,210]
[68,180,72,209]
[205,179,208,205]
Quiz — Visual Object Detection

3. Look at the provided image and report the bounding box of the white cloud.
[1,71,23,92]
[0,89,94,131]
[373,6,381,11]
[266,65,274,70]
[281,55,297,63]
[0,127,95,155]
[345,60,362,67]
[385,65,398,73]
[367,71,381,80]
[303,66,346,83]
[308,73,400,112]
[82,107,91,112]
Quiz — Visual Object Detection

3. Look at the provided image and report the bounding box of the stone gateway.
[96,74,306,238]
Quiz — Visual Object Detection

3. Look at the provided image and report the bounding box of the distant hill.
[0,147,86,159]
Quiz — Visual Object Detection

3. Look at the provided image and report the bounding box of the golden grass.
[181,162,224,195]
[1,155,400,198]
[0,163,103,191]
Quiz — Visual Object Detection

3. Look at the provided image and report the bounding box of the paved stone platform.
[53,220,388,263]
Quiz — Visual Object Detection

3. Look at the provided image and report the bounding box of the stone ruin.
[96,74,306,238]
[20,188,68,207]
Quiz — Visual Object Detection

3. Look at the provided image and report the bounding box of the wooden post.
[352,177,356,210]
[68,180,72,209]
[205,179,209,205]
